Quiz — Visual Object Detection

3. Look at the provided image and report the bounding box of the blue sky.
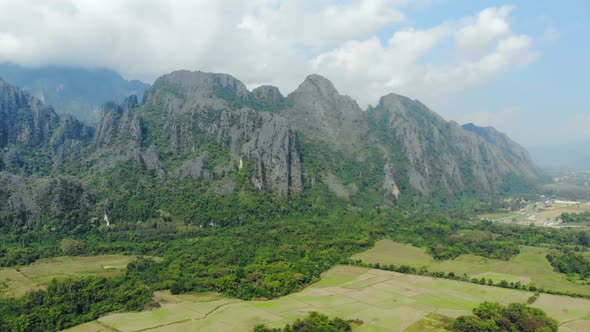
[400,1,589,144]
[0,0,587,167]
[389,0,590,167]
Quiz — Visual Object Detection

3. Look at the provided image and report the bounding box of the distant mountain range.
[0,69,542,231]
[0,63,149,124]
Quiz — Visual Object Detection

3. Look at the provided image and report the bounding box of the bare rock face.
[0,79,94,173]
[382,161,401,199]
[0,78,60,148]
[284,74,368,149]
[251,85,283,103]
[241,115,303,196]
[143,70,250,114]
[133,71,303,196]
[175,152,209,179]
[90,97,150,173]
[142,145,165,177]
[462,122,538,174]
[368,93,541,196]
[95,99,145,147]
[0,69,543,208]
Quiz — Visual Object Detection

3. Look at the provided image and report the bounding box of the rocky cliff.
[284,74,368,149]
[91,71,303,196]
[0,70,543,228]
[0,78,94,174]
[368,93,540,196]
[0,63,149,124]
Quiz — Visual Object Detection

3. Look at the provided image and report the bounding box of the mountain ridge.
[0,70,542,230]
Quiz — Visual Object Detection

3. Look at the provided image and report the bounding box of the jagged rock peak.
[376,92,447,125]
[251,85,284,105]
[288,74,362,113]
[0,77,45,111]
[293,74,340,98]
[462,123,508,144]
[123,95,139,110]
[462,122,539,174]
[284,74,366,148]
[100,101,123,114]
[153,70,249,99]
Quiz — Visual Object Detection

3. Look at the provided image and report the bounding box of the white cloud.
[455,6,512,55]
[311,6,535,106]
[241,0,405,49]
[0,1,537,109]
[312,24,453,105]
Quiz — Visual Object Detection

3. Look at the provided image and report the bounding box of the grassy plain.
[352,239,590,296]
[478,212,523,221]
[64,265,590,332]
[0,255,137,297]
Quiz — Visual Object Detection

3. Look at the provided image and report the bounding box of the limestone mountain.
[0,63,149,124]
[461,122,538,172]
[0,79,95,232]
[0,70,543,230]
[90,70,303,196]
[284,74,368,149]
[367,94,541,196]
[0,78,94,174]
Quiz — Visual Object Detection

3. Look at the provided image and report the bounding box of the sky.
[0,0,588,167]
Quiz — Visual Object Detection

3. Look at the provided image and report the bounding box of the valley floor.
[0,255,136,298]
[64,264,590,332]
[352,240,590,296]
[479,200,590,228]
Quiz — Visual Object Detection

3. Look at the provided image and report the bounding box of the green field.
[478,212,523,221]
[352,240,590,296]
[0,255,138,298]
[64,265,590,332]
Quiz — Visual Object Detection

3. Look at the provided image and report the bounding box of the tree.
[448,302,558,332]
[254,312,351,332]
[60,238,86,255]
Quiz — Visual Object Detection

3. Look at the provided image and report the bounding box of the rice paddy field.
[63,264,590,332]
[352,240,590,296]
[0,255,138,298]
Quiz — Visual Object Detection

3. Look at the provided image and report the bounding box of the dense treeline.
[0,275,152,331]
[546,250,590,278]
[447,302,558,332]
[379,215,589,261]
[253,312,352,332]
[1,199,590,330]
[0,214,374,331]
[561,211,590,223]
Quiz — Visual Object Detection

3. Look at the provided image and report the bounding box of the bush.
[60,238,87,255]
[253,312,352,332]
[448,302,558,332]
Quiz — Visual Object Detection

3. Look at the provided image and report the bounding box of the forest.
[1,199,589,331]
